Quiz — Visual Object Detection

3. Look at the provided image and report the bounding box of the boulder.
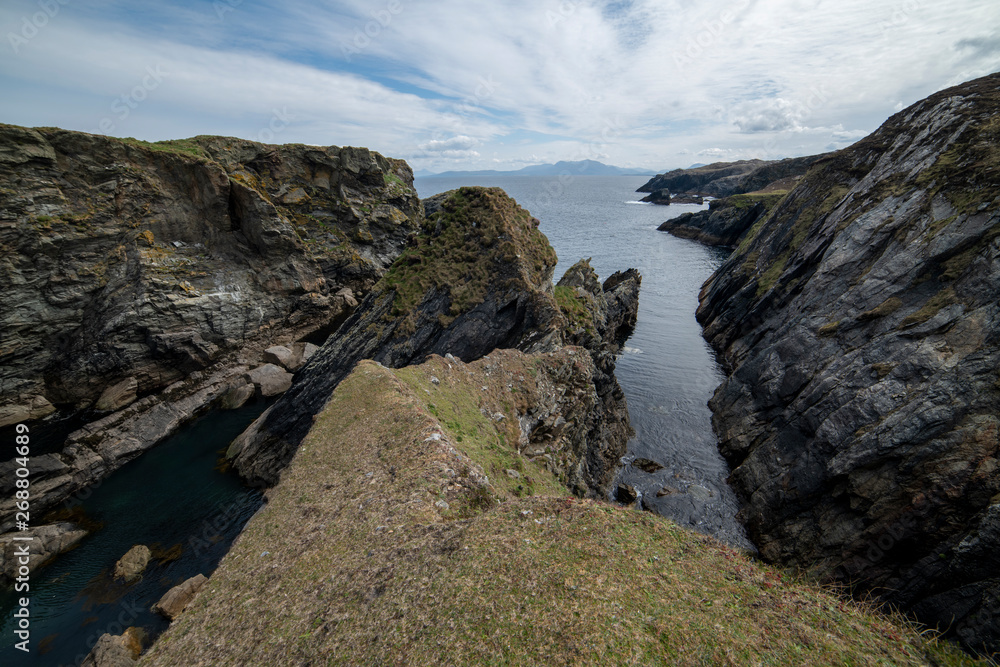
[0,522,88,580]
[246,364,293,397]
[81,628,143,667]
[114,544,151,582]
[218,379,255,410]
[152,573,209,620]
[631,458,664,473]
[95,378,139,412]
[0,395,56,428]
[336,286,359,308]
[261,346,296,370]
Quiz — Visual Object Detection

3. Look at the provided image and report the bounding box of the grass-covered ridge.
[380,187,558,327]
[141,352,984,666]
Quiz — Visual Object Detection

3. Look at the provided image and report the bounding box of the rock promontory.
[637,154,825,199]
[697,72,1000,655]
[229,187,641,496]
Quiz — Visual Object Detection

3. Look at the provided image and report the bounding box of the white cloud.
[417,135,479,152]
[0,0,998,172]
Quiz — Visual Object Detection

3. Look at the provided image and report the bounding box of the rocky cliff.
[0,125,421,527]
[638,154,825,199]
[228,187,641,496]
[697,73,1000,655]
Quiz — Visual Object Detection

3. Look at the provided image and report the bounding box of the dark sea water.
[0,401,268,666]
[416,175,752,550]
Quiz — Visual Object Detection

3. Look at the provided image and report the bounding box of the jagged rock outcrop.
[0,125,420,530]
[639,154,825,199]
[0,125,421,423]
[640,188,672,205]
[229,187,640,494]
[697,73,1000,655]
[658,194,784,247]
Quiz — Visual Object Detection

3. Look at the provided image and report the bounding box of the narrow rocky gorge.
[695,73,1000,655]
[0,125,420,533]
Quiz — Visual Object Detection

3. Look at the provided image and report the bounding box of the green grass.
[380,187,557,330]
[901,287,958,327]
[116,136,207,159]
[554,285,596,336]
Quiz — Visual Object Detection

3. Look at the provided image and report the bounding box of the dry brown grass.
[141,352,986,666]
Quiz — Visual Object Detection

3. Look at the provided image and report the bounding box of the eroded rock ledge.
[697,72,1000,655]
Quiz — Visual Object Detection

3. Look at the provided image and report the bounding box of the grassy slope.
[141,352,984,666]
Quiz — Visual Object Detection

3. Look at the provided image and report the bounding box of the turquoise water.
[417,175,750,549]
[0,400,268,666]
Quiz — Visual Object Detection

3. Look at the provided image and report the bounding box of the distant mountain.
[418,159,658,179]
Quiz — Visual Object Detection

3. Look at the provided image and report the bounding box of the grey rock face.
[0,125,421,418]
[230,187,640,496]
[0,124,420,532]
[697,73,1000,654]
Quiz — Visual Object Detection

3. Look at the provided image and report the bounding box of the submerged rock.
[114,544,151,582]
[698,72,1000,655]
[245,364,293,397]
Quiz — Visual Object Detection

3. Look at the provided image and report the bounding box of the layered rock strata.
[0,125,419,527]
[697,73,1000,654]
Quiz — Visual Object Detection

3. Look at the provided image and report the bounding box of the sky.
[1,0,998,173]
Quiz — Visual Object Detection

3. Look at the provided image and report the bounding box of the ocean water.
[0,400,269,666]
[416,175,752,549]
[0,173,750,665]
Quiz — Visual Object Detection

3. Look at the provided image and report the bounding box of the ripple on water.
[416,175,754,551]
